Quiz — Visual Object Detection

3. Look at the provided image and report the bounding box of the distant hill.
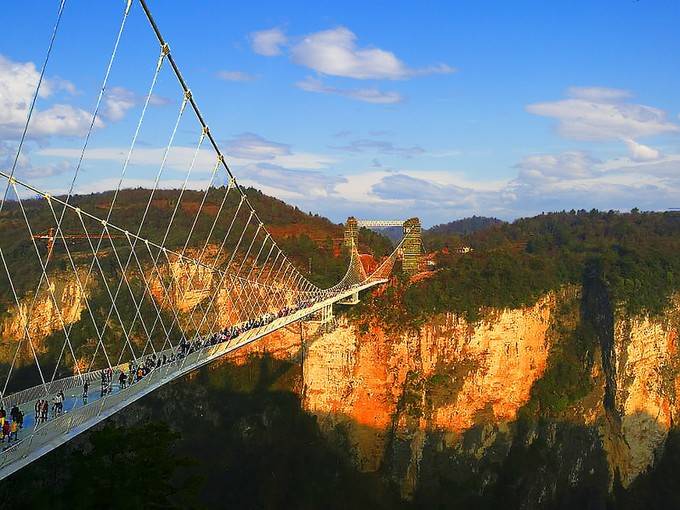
[360,217,504,250]
[423,216,504,251]
[427,216,504,236]
[378,226,404,245]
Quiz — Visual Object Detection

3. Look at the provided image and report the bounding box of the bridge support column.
[402,217,422,276]
[320,303,334,324]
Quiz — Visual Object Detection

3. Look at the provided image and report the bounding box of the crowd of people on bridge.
[0,291,339,452]
[0,404,24,445]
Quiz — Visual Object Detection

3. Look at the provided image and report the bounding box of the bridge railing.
[0,321,270,471]
[2,371,101,412]
[0,353,185,471]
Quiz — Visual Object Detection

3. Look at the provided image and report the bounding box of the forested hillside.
[0,187,352,302]
[424,215,503,250]
[361,210,680,325]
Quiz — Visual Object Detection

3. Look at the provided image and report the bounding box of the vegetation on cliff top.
[358,210,680,327]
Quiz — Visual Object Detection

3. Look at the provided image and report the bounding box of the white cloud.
[224,132,290,160]
[30,104,102,138]
[39,133,335,174]
[33,140,680,225]
[296,76,403,104]
[240,162,345,198]
[148,94,171,107]
[0,54,101,138]
[103,86,136,121]
[290,27,454,80]
[504,150,680,217]
[527,87,679,142]
[71,177,215,196]
[0,141,72,179]
[103,86,170,121]
[318,148,680,224]
[250,28,288,56]
[515,151,600,182]
[372,173,470,204]
[566,86,631,102]
[331,138,424,157]
[623,138,661,162]
[216,70,257,82]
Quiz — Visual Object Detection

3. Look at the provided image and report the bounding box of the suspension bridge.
[0,0,412,479]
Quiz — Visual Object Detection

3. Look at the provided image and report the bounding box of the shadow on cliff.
[612,426,680,509]
[384,410,675,510]
[408,418,609,510]
[0,352,407,510]
[1,351,676,510]
[149,355,677,510]
[143,353,407,509]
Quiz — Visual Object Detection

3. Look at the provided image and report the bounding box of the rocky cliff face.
[299,294,554,497]
[300,296,551,480]
[231,287,680,502]
[606,303,680,487]
[0,271,90,364]
[149,252,216,314]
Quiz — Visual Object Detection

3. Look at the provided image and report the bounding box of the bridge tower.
[344,216,423,276]
[402,217,422,276]
[344,216,359,248]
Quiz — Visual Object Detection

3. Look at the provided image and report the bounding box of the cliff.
[606,302,680,487]
[229,286,680,503]
[4,261,680,504]
[0,270,90,365]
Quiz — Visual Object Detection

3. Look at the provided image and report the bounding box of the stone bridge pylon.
[344,217,422,275]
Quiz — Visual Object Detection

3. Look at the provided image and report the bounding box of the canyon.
[3,263,680,505]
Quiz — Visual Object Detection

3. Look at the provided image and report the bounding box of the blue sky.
[1,0,679,226]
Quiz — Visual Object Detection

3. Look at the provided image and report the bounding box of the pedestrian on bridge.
[34,400,42,423]
[83,381,89,403]
[1,419,9,443]
[119,371,127,389]
[40,399,48,423]
[10,405,19,422]
[52,394,59,419]
[100,369,108,396]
